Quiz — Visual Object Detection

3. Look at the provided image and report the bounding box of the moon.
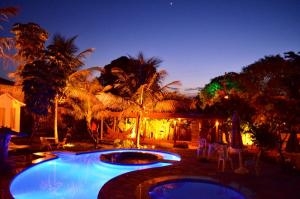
[170,2,173,6]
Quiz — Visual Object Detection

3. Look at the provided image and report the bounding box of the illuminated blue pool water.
[149,179,246,199]
[10,149,180,199]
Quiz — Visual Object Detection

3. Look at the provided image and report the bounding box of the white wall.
[0,94,23,132]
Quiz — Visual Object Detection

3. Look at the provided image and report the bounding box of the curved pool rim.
[9,148,181,199]
[136,176,251,199]
[99,151,165,166]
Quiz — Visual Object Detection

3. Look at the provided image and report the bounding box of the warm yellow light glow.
[130,118,174,140]
[224,95,229,99]
[32,158,47,164]
[64,143,75,147]
[222,133,228,144]
[242,133,253,145]
[215,120,219,127]
[120,118,135,138]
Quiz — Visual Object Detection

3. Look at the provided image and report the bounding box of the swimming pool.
[149,178,246,199]
[10,149,181,199]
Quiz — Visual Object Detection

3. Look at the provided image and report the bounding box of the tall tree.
[12,23,48,140]
[99,52,160,98]
[240,53,300,155]
[199,72,241,108]
[62,67,121,144]
[47,34,93,143]
[11,23,48,83]
[0,7,18,65]
[12,23,94,142]
[111,65,181,147]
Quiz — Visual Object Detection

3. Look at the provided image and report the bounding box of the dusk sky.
[1,0,300,91]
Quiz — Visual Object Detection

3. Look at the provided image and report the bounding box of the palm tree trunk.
[100,117,103,141]
[54,96,59,144]
[113,117,116,132]
[136,114,141,148]
[30,114,39,144]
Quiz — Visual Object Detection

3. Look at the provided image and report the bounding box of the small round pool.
[100,151,162,165]
[149,179,246,199]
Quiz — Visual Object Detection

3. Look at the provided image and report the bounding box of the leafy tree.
[12,23,93,142]
[250,124,278,150]
[11,23,48,140]
[199,72,241,108]
[239,55,289,97]
[240,53,300,155]
[0,7,18,65]
[12,23,48,66]
[11,22,48,88]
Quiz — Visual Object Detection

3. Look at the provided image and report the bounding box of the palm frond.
[0,7,18,23]
[76,48,95,62]
[161,80,182,91]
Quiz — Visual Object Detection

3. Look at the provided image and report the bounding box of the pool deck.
[99,148,300,199]
[1,147,300,199]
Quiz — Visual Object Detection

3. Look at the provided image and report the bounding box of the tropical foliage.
[12,23,93,141]
[0,7,18,65]
[199,51,300,154]
[100,53,182,147]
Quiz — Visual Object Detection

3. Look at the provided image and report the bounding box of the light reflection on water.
[10,149,180,199]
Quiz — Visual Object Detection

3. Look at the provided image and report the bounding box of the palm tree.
[112,67,181,147]
[13,25,93,142]
[47,34,94,143]
[61,67,122,144]
[99,52,161,98]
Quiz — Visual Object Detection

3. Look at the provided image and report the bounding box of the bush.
[113,139,135,148]
[250,124,278,150]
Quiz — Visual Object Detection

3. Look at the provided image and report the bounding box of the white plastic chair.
[217,145,233,172]
[197,138,207,158]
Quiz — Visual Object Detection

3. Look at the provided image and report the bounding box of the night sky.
[1,0,300,92]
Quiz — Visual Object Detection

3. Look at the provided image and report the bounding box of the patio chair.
[196,138,207,158]
[56,138,67,149]
[217,144,233,172]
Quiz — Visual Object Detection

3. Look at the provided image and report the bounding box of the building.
[0,77,25,132]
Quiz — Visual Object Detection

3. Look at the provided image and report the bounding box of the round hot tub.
[149,178,246,199]
[100,151,163,165]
